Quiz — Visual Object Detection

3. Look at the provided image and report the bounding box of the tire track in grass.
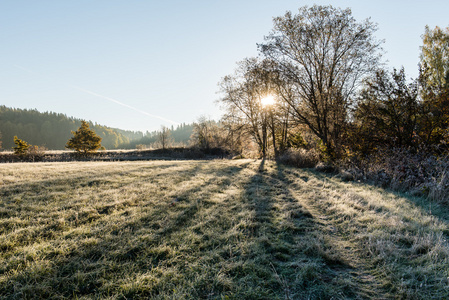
[220,160,364,299]
[272,163,389,299]
[281,166,449,299]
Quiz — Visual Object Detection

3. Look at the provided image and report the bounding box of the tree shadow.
[0,162,252,299]
[1,160,394,299]
[230,159,363,298]
[284,166,449,298]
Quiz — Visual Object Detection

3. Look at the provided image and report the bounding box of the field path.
[279,170,387,298]
[1,159,448,299]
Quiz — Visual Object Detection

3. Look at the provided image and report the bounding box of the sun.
[260,95,275,107]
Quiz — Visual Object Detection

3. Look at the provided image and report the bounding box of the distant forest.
[120,123,194,149]
[0,106,193,150]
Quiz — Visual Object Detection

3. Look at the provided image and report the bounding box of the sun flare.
[260,95,275,107]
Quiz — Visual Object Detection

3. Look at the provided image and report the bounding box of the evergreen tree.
[66,121,102,154]
[13,136,30,157]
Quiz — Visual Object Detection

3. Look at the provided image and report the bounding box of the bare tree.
[191,116,238,153]
[218,58,276,158]
[191,116,216,150]
[260,5,383,158]
[157,126,173,150]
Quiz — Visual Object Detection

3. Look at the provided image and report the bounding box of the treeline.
[0,106,142,150]
[120,123,194,149]
[203,5,449,202]
[213,5,449,160]
[0,105,196,151]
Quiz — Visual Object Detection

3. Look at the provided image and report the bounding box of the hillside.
[0,106,194,151]
[1,160,448,299]
[0,106,143,150]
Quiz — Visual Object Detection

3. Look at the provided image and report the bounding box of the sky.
[1,1,448,133]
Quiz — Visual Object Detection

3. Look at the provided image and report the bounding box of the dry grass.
[0,160,448,299]
[338,147,449,204]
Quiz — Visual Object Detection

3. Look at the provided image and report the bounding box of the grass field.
[1,159,448,299]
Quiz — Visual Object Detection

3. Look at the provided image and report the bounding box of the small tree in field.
[157,126,173,150]
[13,136,30,157]
[66,121,102,154]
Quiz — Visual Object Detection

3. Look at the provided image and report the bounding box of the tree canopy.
[259,5,382,157]
[66,121,102,154]
[219,5,383,159]
[420,25,449,90]
[13,136,30,157]
[354,68,419,151]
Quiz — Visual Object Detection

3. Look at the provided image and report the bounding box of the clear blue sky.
[1,0,448,132]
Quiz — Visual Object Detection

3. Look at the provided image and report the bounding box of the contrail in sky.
[70,85,179,125]
[13,64,35,74]
[13,64,179,126]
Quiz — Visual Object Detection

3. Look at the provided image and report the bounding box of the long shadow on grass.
[286,167,449,298]
[0,162,252,299]
[0,162,207,250]
[0,162,202,222]
[133,161,253,238]
[0,162,185,199]
[225,160,360,299]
